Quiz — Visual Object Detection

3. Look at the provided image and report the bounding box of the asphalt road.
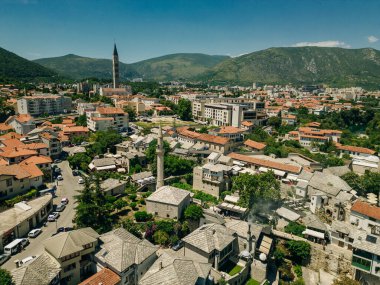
[2,161,83,271]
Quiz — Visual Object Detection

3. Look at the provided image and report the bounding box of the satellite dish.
[259,253,267,261]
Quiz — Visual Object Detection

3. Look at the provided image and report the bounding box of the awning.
[273,169,286,177]
[287,174,298,181]
[224,195,239,204]
[302,229,325,239]
[96,165,117,171]
[259,167,269,173]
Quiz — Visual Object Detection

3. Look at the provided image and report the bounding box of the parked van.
[4,239,24,255]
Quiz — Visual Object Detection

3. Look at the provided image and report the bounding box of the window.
[6,179,12,187]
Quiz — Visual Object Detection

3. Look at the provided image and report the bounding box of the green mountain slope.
[34,53,229,81]
[203,47,380,88]
[130,53,229,81]
[0,47,56,82]
[34,54,139,81]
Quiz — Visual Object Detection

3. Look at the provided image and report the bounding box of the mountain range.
[1,45,380,88]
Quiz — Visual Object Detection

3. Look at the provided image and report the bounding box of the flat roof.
[0,195,52,236]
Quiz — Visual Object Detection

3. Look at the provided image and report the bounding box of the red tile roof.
[0,147,37,158]
[244,139,266,150]
[0,132,24,140]
[63,126,89,133]
[336,144,376,155]
[0,123,13,132]
[97,107,124,115]
[228,152,302,174]
[217,126,245,134]
[351,200,380,220]
[79,268,121,285]
[20,155,52,165]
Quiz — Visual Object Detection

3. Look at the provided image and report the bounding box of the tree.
[74,176,113,233]
[134,211,152,222]
[124,106,137,122]
[184,204,203,220]
[284,222,306,237]
[177,99,192,121]
[332,276,359,285]
[268,116,282,129]
[233,172,281,208]
[76,114,87,126]
[67,152,92,172]
[113,199,128,213]
[153,230,169,245]
[0,268,15,285]
[0,97,15,123]
[286,240,311,263]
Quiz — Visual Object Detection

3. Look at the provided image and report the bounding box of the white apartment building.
[87,107,129,132]
[17,95,72,117]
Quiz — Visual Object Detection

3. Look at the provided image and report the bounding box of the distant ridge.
[34,53,229,82]
[0,47,56,82]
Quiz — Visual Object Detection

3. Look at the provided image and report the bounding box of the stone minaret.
[112,43,120,88]
[156,125,164,189]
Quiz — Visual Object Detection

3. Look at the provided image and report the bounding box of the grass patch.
[245,278,260,285]
[228,265,242,276]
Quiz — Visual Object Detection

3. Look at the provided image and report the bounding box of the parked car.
[48,212,60,221]
[171,240,184,251]
[61,197,69,205]
[78,178,84,184]
[56,175,63,181]
[72,170,79,176]
[54,159,61,164]
[54,167,61,174]
[56,203,66,212]
[0,254,10,265]
[20,255,37,266]
[52,226,74,236]
[28,228,42,238]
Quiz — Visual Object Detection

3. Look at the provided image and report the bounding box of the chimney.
[159,261,163,270]
[15,260,20,268]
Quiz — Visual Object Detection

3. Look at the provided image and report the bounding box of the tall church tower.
[156,125,164,189]
[112,43,120,88]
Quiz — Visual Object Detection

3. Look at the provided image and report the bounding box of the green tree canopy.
[232,172,281,208]
[177,99,192,121]
[74,176,113,233]
[184,204,203,220]
[286,240,311,264]
[124,106,137,122]
[0,268,15,285]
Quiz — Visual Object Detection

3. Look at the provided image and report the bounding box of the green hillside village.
[1,22,380,285]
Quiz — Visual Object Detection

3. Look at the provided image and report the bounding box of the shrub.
[130,202,137,210]
[134,211,152,222]
[294,265,303,277]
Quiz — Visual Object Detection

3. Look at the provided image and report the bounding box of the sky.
[0,0,379,63]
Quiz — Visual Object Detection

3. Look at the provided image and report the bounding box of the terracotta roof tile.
[97,107,124,115]
[228,152,302,174]
[0,164,31,179]
[336,144,376,155]
[63,126,89,133]
[351,200,380,221]
[244,139,266,150]
[0,139,26,148]
[78,268,120,285]
[0,132,24,140]
[0,147,37,158]
[216,126,245,134]
[0,123,13,132]
[20,155,52,165]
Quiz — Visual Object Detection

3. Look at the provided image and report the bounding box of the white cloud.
[292,41,351,48]
[368,35,379,43]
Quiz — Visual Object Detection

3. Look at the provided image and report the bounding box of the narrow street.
[2,161,83,271]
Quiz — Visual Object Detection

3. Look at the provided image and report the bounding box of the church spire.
[112,43,120,88]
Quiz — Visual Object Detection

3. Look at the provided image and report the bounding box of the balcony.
[352,260,371,272]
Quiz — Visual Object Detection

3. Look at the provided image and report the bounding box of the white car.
[78,178,84,184]
[48,212,60,222]
[20,255,37,265]
[57,175,63,181]
[28,228,42,238]
[61,197,69,205]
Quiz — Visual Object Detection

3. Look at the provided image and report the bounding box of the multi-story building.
[5,114,36,134]
[193,152,233,198]
[0,163,44,199]
[62,126,90,141]
[87,107,128,132]
[100,87,131,97]
[287,127,342,147]
[95,228,158,285]
[40,132,62,158]
[43,228,99,285]
[17,95,72,117]
[0,195,53,252]
[192,98,265,127]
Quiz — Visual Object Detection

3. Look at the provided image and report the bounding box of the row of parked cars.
[0,198,71,265]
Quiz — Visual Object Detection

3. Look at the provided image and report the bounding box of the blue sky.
[0,0,379,63]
